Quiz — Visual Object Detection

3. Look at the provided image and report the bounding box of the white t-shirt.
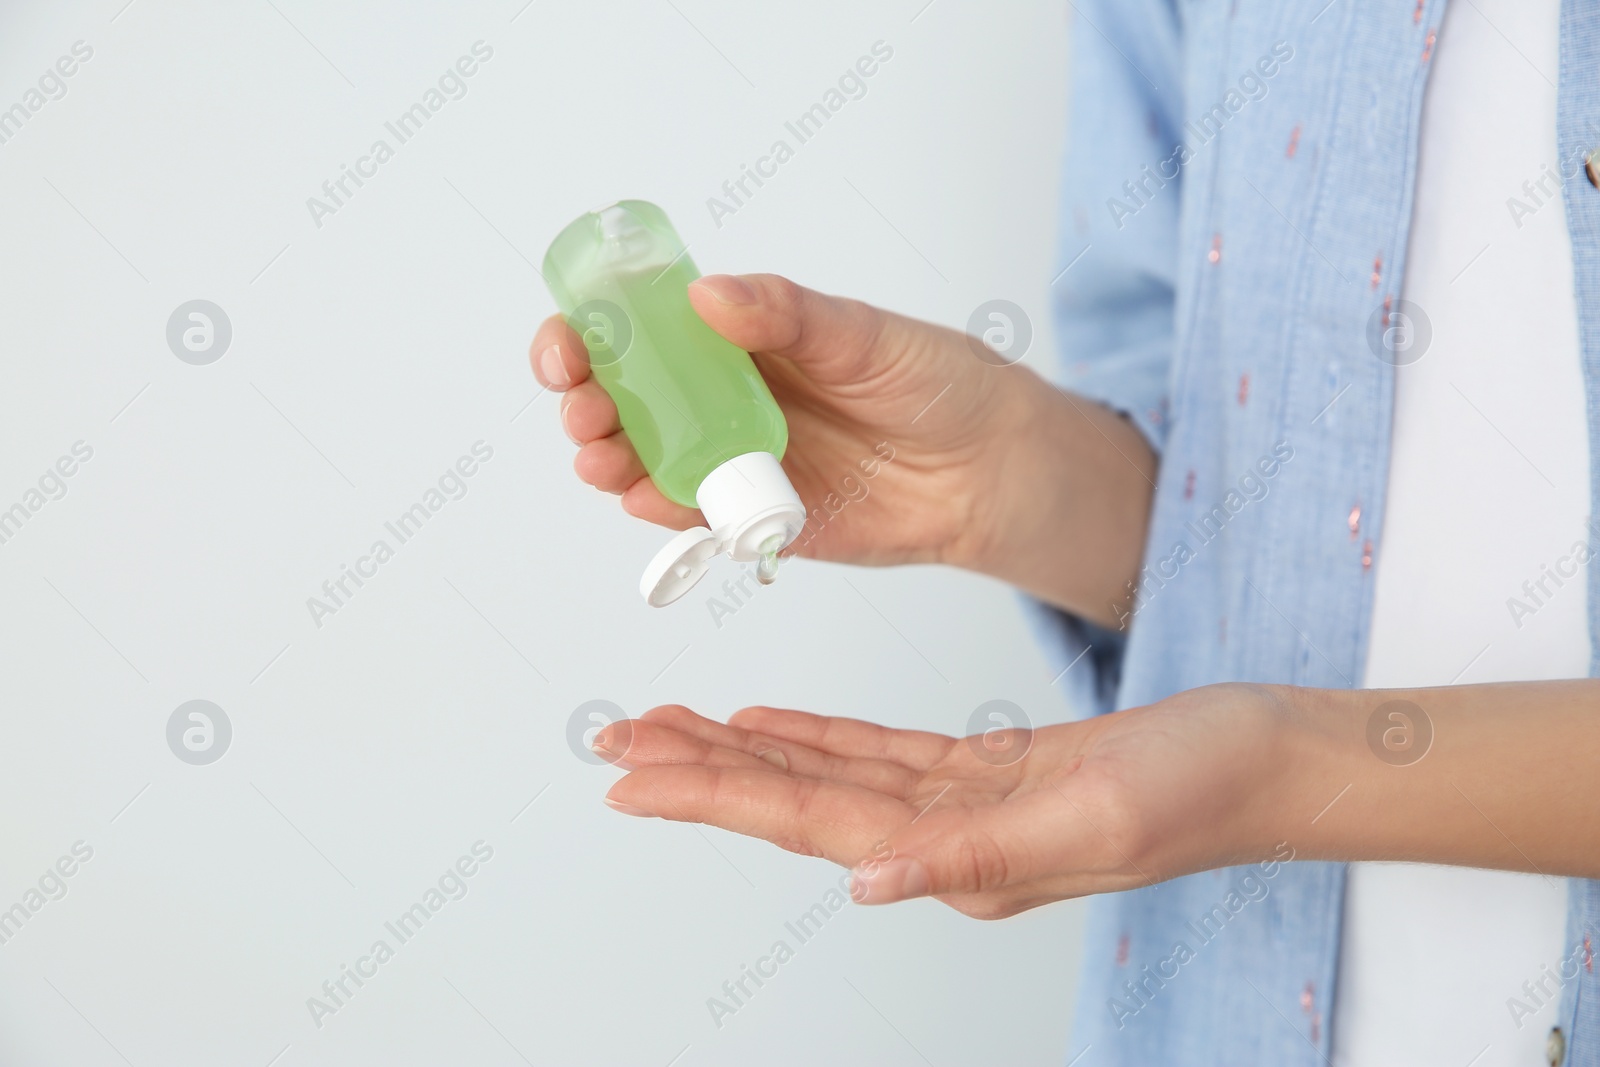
[1332,0,1590,1064]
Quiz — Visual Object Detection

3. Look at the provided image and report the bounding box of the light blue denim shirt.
[1036,0,1600,1062]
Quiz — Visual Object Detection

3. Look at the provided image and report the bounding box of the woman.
[529,0,1600,1062]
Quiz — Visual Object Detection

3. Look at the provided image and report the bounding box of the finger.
[639,705,922,797]
[591,716,783,774]
[574,433,647,494]
[849,804,1020,906]
[529,315,592,392]
[686,273,884,380]
[619,477,704,530]
[558,381,621,445]
[605,765,912,865]
[728,706,955,773]
[851,789,1133,908]
[552,382,702,526]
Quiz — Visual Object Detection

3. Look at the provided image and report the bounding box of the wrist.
[1235,684,1337,859]
[1268,685,1401,862]
[1180,680,1600,878]
[936,365,1045,574]
[945,370,1157,628]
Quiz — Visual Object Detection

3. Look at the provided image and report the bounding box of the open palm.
[592,684,1296,918]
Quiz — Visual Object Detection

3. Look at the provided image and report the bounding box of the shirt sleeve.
[1051,0,1184,450]
[1025,0,1184,718]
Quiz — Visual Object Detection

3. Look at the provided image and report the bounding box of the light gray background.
[0,1,1084,1063]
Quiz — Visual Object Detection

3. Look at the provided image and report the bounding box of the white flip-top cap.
[638,451,806,607]
[639,526,722,607]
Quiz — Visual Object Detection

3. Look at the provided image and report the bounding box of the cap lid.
[697,451,806,562]
[639,526,721,607]
[637,452,806,608]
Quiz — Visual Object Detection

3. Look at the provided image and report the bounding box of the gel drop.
[542,200,806,606]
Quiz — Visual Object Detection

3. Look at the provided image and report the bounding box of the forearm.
[1281,680,1600,878]
[956,371,1157,628]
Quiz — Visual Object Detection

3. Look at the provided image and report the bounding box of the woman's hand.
[530,273,1158,624]
[530,273,1022,568]
[590,678,1600,916]
[590,683,1303,918]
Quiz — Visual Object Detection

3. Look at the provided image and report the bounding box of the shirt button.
[1548,1026,1565,1066]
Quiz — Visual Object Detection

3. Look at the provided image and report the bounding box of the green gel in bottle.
[542,200,805,607]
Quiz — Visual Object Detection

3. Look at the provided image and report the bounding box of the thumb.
[687,272,887,379]
[848,806,1018,905]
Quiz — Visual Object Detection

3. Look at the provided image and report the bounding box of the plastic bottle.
[542,200,805,606]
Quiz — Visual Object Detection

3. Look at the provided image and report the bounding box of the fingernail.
[540,344,570,388]
[693,274,757,305]
[590,725,634,768]
[850,857,928,904]
[559,395,580,444]
[604,796,657,818]
[755,747,789,771]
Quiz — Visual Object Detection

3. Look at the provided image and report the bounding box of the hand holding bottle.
[532,270,1031,569]
[531,268,1157,626]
